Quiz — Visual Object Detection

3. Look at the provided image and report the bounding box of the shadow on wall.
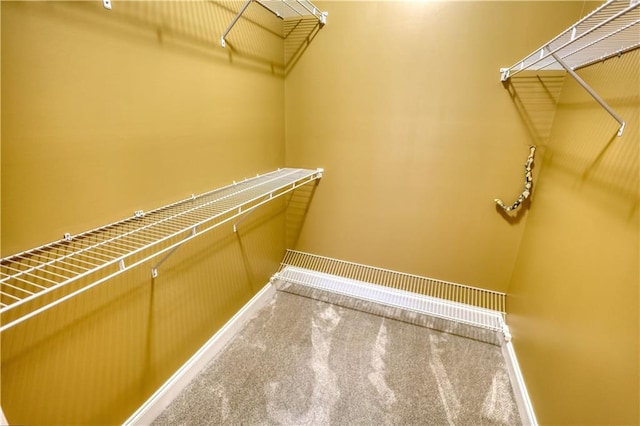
[543,52,640,218]
[32,0,323,77]
[0,192,316,424]
[284,17,322,76]
[285,182,319,248]
[503,72,566,148]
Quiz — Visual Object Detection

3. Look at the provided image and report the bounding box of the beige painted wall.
[3,0,637,424]
[285,1,585,292]
[1,1,292,423]
[508,49,639,424]
[1,0,285,256]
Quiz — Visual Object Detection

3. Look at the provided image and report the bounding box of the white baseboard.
[124,283,276,425]
[1,406,9,425]
[501,337,538,426]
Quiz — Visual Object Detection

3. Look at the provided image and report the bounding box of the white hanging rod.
[0,168,323,332]
[221,0,327,48]
[500,0,639,136]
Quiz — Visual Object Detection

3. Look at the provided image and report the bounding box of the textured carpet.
[153,291,521,425]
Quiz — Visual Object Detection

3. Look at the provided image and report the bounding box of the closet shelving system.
[272,250,508,343]
[221,0,328,47]
[0,168,323,333]
[500,0,640,136]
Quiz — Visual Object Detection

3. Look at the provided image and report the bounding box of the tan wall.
[1,1,291,423]
[284,1,585,292]
[4,0,637,424]
[508,48,639,424]
[1,0,285,256]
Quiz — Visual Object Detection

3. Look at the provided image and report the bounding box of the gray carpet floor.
[153,290,521,426]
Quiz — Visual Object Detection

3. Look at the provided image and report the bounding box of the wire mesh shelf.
[500,0,638,136]
[257,0,326,21]
[0,168,323,332]
[501,0,639,78]
[275,250,506,314]
[271,250,508,343]
[221,0,327,47]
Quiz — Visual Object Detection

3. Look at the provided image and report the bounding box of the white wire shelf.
[501,0,639,136]
[221,0,327,47]
[275,267,505,330]
[0,168,323,332]
[502,0,639,77]
[274,250,506,314]
[271,251,508,343]
[257,0,326,21]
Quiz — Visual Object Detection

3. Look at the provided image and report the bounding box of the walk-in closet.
[1,0,638,424]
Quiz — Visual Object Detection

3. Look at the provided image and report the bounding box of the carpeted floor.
[153,290,521,425]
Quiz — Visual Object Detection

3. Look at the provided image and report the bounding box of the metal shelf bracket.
[549,49,626,136]
[500,0,638,137]
[151,226,198,278]
[233,193,272,233]
[221,0,252,48]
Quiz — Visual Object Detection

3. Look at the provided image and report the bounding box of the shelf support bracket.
[233,193,275,233]
[151,227,197,278]
[221,0,253,48]
[548,48,626,137]
[103,0,112,10]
